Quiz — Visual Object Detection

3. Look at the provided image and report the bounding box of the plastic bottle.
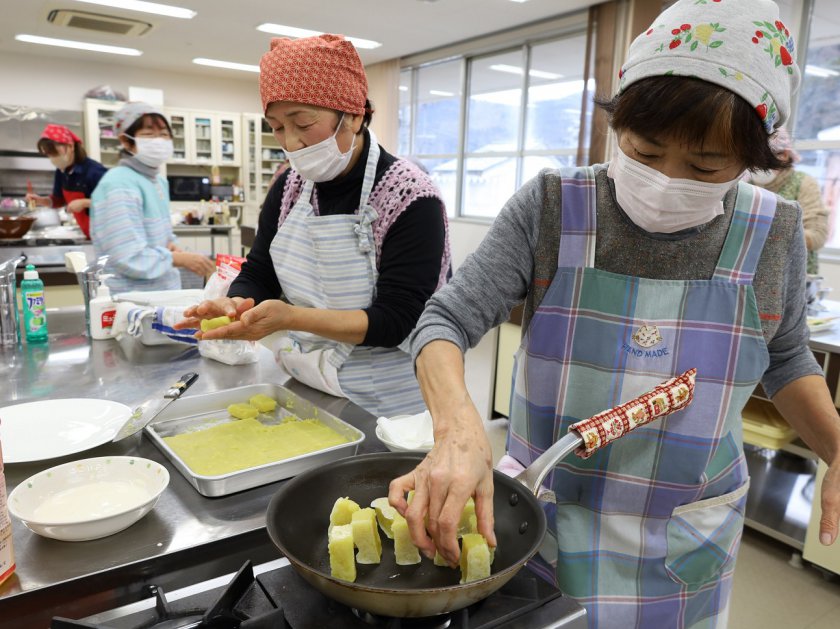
[0,429,15,586]
[20,264,48,343]
[89,279,117,340]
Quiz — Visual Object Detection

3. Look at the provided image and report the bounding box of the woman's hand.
[819,461,840,546]
[194,299,293,341]
[66,198,90,214]
[388,340,496,567]
[389,412,495,566]
[176,296,250,330]
[24,193,50,207]
[172,251,216,277]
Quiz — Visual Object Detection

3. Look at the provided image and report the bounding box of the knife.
[112,372,199,441]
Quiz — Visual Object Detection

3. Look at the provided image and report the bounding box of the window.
[402,31,590,218]
[792,0,840,249]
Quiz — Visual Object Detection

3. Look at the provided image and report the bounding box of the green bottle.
[21,264,48,344]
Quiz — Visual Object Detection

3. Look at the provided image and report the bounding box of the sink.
[35,306,86,337]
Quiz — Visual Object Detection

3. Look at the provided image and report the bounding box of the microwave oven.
[168,176,211,201]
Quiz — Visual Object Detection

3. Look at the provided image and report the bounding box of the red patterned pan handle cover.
[569,368,696,459]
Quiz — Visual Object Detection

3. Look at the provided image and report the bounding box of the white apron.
[269,131,426,416]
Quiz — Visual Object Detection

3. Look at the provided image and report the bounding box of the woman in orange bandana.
[26,124,107,239]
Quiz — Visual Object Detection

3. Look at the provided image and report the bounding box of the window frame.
[400,24,590,220]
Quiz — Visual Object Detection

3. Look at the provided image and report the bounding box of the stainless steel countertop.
[0,307,385,626]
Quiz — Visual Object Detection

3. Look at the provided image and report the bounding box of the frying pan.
[265,370,696,618]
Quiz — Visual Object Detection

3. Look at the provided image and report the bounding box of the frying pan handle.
[513,368,696,495]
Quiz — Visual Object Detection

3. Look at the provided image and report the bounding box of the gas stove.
[53,558,586,629]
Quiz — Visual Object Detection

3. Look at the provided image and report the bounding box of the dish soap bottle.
[20,264,48,344]
[0,429,15,586]
[89,278,117,340]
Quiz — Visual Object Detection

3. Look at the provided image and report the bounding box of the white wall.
[447,219,500,420]
[0,51,261,113]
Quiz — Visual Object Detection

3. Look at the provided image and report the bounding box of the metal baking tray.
[145,383,365,497]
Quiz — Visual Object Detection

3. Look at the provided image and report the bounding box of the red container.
[0,424,15,586]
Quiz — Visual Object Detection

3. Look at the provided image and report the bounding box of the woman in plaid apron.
[395,1,840,627]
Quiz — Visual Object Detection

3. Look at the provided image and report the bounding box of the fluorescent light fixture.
[399,85,408,92]
[429,90,454,97]
[193,58,260,73]
[509,0,530,3]
[15,34,142,56]
[72,0,196,19]
[256,23,381,49]
[805,64,839,78]
[489,64,562,80]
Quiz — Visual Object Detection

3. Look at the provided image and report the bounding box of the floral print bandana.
[617,0,800,133]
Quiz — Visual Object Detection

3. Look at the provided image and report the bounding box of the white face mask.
[129,137,174,168]
[750,169,778,186]
[284,114,356,183]
[49,149,73,171]
[607,147,739,234]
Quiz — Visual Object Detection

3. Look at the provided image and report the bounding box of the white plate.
[807,316,840,335]
[375,422,433,453]
[0,398,132,464]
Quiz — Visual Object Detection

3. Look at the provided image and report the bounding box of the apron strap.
[557,167,598,269]
[712,181,778,285]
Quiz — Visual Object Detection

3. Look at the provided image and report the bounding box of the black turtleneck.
[229,131,446,348]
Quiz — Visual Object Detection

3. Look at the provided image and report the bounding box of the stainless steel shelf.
[744,445,817,551]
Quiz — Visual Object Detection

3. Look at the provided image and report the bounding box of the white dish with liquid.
[8,456,169,541]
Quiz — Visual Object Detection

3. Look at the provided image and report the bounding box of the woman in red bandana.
[25,124,107,239]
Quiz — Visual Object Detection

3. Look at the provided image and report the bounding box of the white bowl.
[8,456,169,542]
[375,415,433,453]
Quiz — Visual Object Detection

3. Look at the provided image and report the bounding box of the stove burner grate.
[51,561,288,629]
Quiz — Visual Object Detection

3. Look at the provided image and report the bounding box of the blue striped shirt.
[90,165,180,294]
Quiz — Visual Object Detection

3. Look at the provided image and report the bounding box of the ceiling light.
[508,0,530,3]
[72,0,196,19]
[399,86,409,92]
[256,23,381,49]
[15,34,142,56]
[489,64,562,80]
[193,58,260,73]
[805,64,839,78]
[429,90,454,97]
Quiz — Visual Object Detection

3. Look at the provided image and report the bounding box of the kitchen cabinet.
[167,109,189,163]
[83,100,243,169]
[241,114,285,207]
[82,99,124,167]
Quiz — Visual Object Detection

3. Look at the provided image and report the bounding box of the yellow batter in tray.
[163,417,351,476]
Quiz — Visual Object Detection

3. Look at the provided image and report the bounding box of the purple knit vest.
[278,159,452,290]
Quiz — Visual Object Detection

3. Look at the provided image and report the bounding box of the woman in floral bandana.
[394,1,840,627]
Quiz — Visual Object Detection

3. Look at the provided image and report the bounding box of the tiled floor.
[483,418,840,628]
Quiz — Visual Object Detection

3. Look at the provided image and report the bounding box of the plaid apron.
[508,167,777,628]
[269,131,426,416]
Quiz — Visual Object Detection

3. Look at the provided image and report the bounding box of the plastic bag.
[84,85,127,101]
[198,254,258,365]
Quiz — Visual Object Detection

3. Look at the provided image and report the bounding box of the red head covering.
[40,124,82,145]
[259,34,368,115]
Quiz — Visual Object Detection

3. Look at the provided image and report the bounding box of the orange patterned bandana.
[259,34,368,115]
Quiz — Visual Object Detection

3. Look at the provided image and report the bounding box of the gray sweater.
[411,165,822,399]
